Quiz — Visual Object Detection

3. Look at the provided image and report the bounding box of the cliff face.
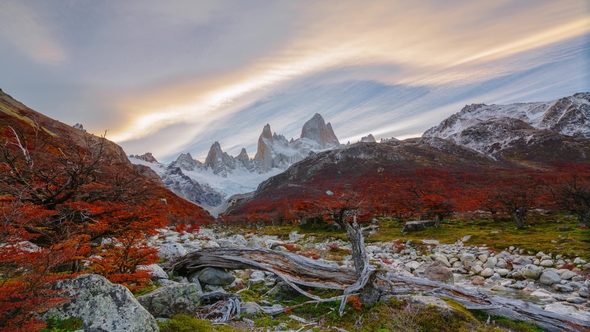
[300,113,340,148]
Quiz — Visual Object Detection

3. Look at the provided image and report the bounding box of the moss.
[41,317,83,332]
[158,315,234,332]
[472,311,545,332]
[132,283,159,297]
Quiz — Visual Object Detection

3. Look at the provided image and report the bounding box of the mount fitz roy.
[129,113,341,214]
[130,92,590,214]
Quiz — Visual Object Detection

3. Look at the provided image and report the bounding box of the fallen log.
[167,247,358,301]
[167,247,590,331]
[377,272,590,332]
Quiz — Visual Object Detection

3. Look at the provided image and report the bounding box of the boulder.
[471,276,485,286]
[137,283,201,318]
[483,257,497,269]
[192,267,235,286]
[137,264,168,280]
[402,220,438,235]
[158,243,188,260]
[434,255,451,268]
[422,261,454,285]
[540,259,554,267]
[480,268,494,278]
[41,274,158,332]
[520,264,543,280]
[560,270,577,280]
[539,271,561,285]
[460,253,476,265]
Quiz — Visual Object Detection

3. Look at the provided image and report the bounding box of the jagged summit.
[423,92,590,158]
[300,113,340,148]
[131,113,342,212]
[130,152,158,163]
[360,134,376,143]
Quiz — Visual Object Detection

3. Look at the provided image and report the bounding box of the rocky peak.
[254,124,274,170]
[360,134,376,143]
[173,152,202,171]
[131,152,158,163]
[72,123,87,132]
[236,148,252,169]
[261,124,272,140]
[300,113,340,148]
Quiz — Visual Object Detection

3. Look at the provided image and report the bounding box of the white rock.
[483,257,497,269]
[531,289,553,298]
[158,243,187,260]
[497,269,510,277]
[137,264,169,280]
[471,265,483,274]
[435,255,451,268]
[405,261,421,270]
[480,268,494,278]
[574,257,587,264]
[560,270,577,280]
[540,259,554,267]
[539,271,561,285]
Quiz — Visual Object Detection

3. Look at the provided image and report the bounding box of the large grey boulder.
[539,270,562,285]
[41,274,158,332]
[137,283,201,318]
[421,261,454,285]
[520,264,543,280]
[192,267,235,286]
[402,220,438,235]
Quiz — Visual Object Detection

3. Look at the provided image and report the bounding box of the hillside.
[225,93,590,223]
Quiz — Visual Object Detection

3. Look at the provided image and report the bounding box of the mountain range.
[129,113,342,214]
[130,92,589,215]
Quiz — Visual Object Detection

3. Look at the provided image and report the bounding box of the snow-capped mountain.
[423,92,590,158]
[129,113,342,214]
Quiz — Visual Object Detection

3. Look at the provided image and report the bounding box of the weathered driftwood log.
[167,247,358,301]
[167,247,590,332]
[376,272,590,332]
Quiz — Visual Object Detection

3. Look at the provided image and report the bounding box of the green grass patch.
[158,314,234,332]
[41,317,83,332]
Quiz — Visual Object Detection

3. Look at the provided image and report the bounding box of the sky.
[0,0,589,163]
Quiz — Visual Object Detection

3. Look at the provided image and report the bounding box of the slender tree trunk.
[341,215,368,277]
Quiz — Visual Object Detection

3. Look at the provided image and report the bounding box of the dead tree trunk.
[168,247,590,331]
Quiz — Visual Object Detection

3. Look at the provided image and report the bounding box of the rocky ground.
[152,226,590,326]
[46,225,590,331]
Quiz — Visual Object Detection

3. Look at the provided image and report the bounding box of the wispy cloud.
[0,1,65,64]
[0,1,588,162]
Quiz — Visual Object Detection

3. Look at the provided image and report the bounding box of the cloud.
[0,1,65,64]
[0,1,588,162]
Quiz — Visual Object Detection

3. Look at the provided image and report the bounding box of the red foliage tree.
[0,119,183,328]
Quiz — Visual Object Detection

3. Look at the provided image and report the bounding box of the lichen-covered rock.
[41,274,158,332]
[137,283,201,318]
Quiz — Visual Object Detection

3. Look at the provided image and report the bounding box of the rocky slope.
[0,89,212,221]
[423,93,590,161]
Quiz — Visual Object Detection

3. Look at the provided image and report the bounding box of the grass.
[370,214,589,259]
[237,213,589,260]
